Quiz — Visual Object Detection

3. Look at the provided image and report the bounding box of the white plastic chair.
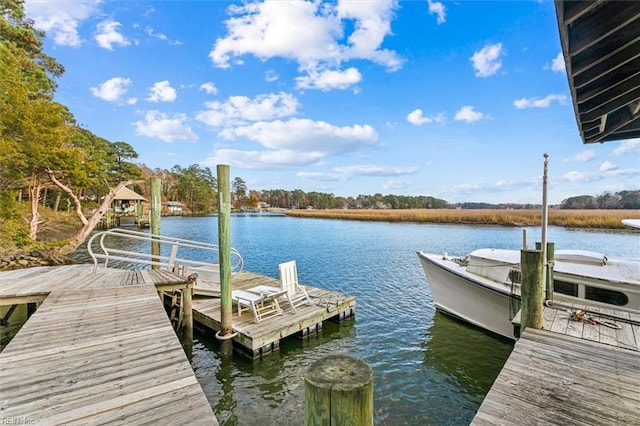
[278,260,311,308]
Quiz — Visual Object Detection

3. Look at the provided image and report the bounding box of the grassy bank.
[285,209,640,229]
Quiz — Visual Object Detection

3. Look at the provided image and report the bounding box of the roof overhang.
[113,186,147,201]
[555,0,640,143]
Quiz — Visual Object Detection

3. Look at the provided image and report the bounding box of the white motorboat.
[417,248,640,340]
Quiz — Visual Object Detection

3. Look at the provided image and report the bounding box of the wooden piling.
[304,355,373,426]
[217,165,233,338]
[520,249,544,335]
[546,243,554,301]
[535,242,555,300]
[181,273,196,356]
[150,177,161,269]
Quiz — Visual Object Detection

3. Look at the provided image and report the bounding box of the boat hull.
[417,252,520,340]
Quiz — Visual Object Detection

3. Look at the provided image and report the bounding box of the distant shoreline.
[285,208,640,230]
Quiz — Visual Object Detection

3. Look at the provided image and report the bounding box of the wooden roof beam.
[568,2,640,56]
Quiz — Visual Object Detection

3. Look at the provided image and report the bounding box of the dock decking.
[0,266,218,425]
[473,304,640,425]
[192,271,356,358]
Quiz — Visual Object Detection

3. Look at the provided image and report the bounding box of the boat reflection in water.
[422,311,513,400]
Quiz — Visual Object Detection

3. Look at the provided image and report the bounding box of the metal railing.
[86,228,243,276]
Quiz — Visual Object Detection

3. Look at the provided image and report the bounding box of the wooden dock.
[192,271,356,358]
[473,304,640,425]
[0,265,218,425]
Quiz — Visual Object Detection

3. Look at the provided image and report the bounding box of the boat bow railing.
[87,228,243,276]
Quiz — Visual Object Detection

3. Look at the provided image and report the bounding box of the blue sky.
[25,0,639,204]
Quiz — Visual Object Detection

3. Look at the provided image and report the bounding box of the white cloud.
[296,67,362,91]
[144,25,182,45]
[445,176,541,199]
[126,97,138,105]
[204,117,378,169]
[147,81,177,103]
[297,171,345,182]
[613,139,640,155]
[561,168,638,184]
[205,149,326,169]
[427,0,446,24]
[297,165,418,184]
[600,161,617,172]
[454,106,484,123]
[219,118,378,154]
[571,150,596,162]
[25,0,100,47]
[196,92,299,127]
[133,110,198,142]
[200,82,218,95]
[145,26,167,41]
[90,77,132,102]
[265,70,279,82]
[335,1,402,69]
[95,21,130,50]
[470,43,504,77]
[334,164,419,176]
[545,52,565,73]
[210,0,402,90]
[407,109,444,126]
[383,179,413,190]
[514,94,567,109]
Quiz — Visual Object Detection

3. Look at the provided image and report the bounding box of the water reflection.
[422,312,513,399]
[0,304,30,349]
[192,318,356,425]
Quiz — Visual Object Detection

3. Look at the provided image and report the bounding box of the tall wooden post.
[217,165,233,339]
[150,177,161,269]
[539,153,549,300]
[304,355,373,426]
[546,242,555,301]
[520,249,544,335]
[536,242,555,300]
[181,273,196,358]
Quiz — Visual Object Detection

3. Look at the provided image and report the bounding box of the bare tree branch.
[46,168,88,225]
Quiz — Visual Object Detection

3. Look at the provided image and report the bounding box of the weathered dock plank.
[472,328,640,425]
[0,266,218,425]
[0,265,188,300]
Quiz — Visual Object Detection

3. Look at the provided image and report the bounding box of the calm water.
[6,215,638,425]
[158,215,638,425]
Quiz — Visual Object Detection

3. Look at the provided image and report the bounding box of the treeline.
[253,191,447,210]
[450,202,541,210]
[559,191,640,209]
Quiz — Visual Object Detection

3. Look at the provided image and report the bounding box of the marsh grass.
[286,209,640,229]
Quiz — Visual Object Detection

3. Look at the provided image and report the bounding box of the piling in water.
[150,177,161,269]
[304,354,373,426]
[217,165,233,338]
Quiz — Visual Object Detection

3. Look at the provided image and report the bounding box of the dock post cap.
[304,354,373,425]
[304,354,372,391]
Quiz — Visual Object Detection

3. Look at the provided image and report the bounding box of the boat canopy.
[555,250,607,265]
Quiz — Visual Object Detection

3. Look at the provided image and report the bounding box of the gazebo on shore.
[102,186,148,228]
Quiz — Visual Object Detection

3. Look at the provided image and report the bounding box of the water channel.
[3,214,638,425]
[158,214,638,425]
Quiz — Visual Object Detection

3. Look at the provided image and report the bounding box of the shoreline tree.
[1,1,144,256]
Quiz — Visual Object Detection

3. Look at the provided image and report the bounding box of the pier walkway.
[473,305,640,425]
[0,265,218,425]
